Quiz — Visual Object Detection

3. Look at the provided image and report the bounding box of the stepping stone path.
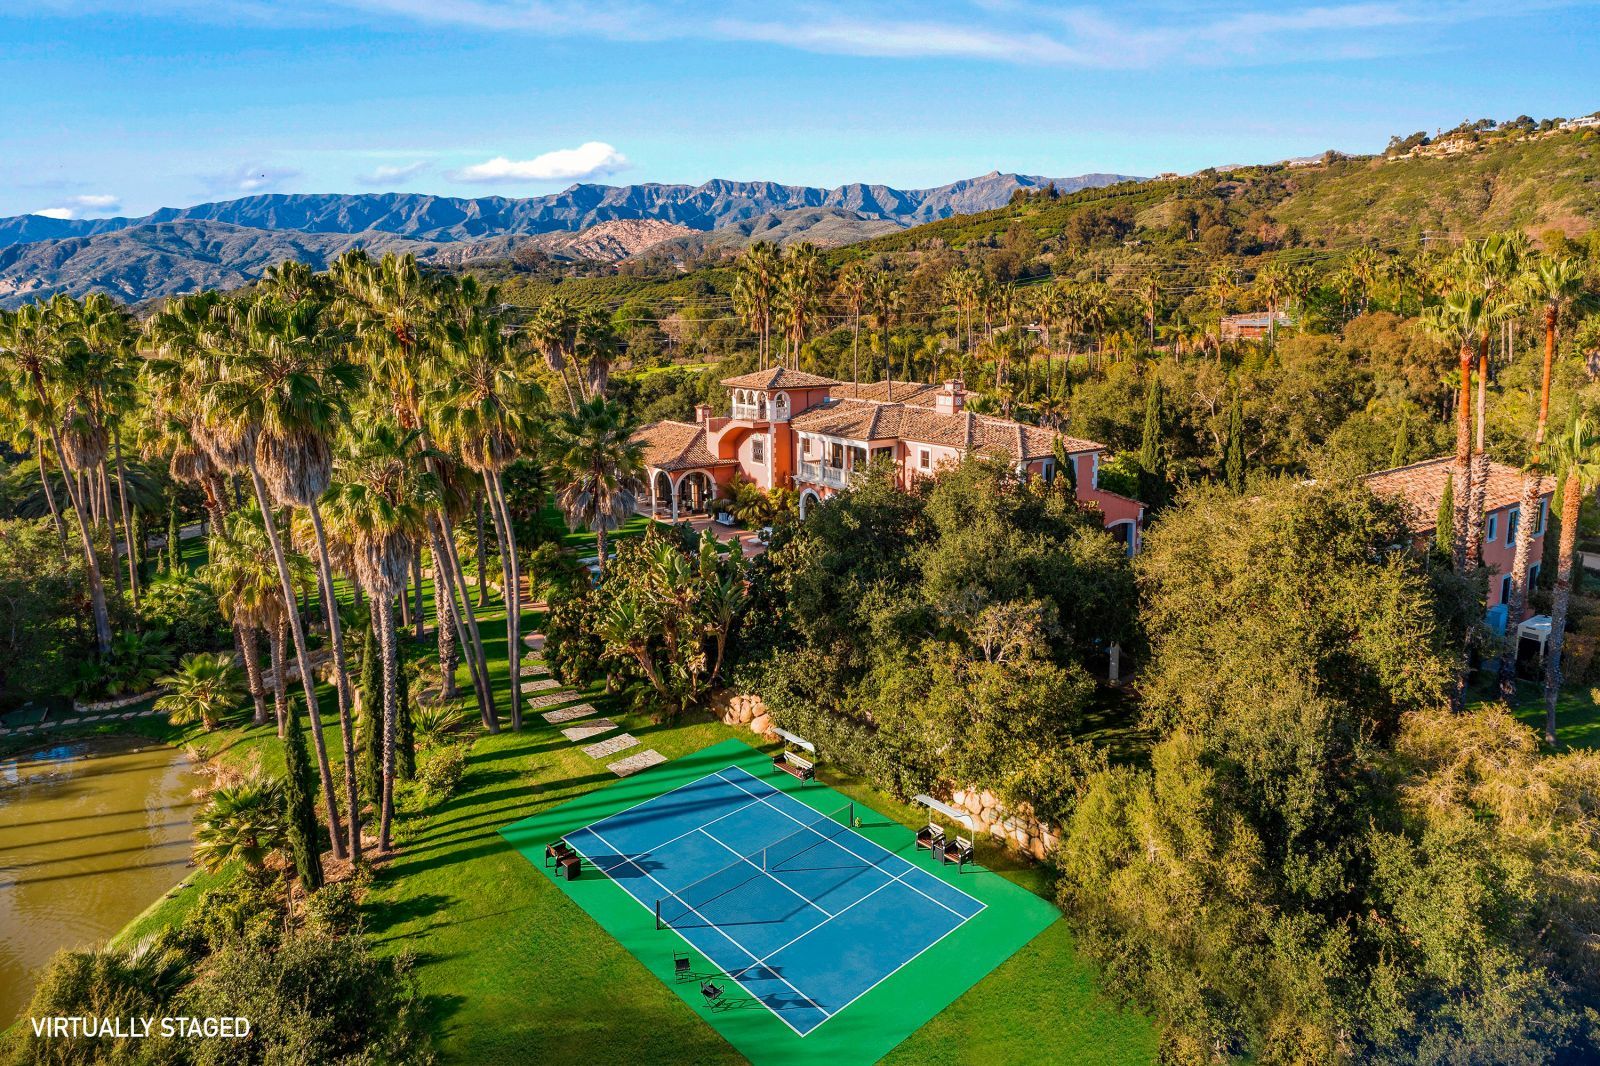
[584,733,639,760]
[542,703,598,725]
[522,678,562,693]
[526,691,580,710]
[607,749,666,777]
[560,719,618,742]
[523,633,545,651]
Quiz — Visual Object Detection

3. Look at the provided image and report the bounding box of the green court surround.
[500,738,1060,1065]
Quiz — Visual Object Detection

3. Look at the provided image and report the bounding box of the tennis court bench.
[546,840,582,880]
[915,824,945,851]
[772,750,815,782]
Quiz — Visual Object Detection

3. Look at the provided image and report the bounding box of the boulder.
[750,713,771,734]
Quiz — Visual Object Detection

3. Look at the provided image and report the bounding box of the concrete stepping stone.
[607,749,666,777]
[523,633,545,650]
[541,703,598,725]
[560,719,617,742]
[584,733,638,759]
[526,691,580,710]
[521,678,562,693]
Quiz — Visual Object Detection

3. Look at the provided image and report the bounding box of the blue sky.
[3,1,1598,219]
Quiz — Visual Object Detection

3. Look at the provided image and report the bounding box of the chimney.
[935,378,965,416]
[694,403,711,424]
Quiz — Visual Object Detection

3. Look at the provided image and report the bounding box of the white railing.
[732,403,764,421]
[798,461,852,488]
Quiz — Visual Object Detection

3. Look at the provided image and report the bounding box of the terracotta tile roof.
[1362,456,1551,532]
[631,420,737,473]
[719,367,840,390]
[790,398,1103,462]
[830,380,942,407]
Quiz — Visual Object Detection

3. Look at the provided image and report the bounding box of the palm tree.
[836,262,871,386]
[547,396,644,577]
[733,242,780,370]
[1500,256,1588,698]
[323,423,435,851]
[1421,291,1486,574]
[776,243,826,371]
[431,313,540,730]
[155,652,246,731]
[203,294,351,861]
[193,774,286,873]
[1543,409,1600,744]
[1253,263,1293,349]
[1461,235,1527,565]
[0,299,114,654]
[65,295,141,602]
[202,507,289,730]
[526,296,581,413]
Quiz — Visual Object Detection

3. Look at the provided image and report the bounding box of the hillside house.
[1219,310,1293,342]
[1362,457,1553,611]
[632,369,1146,554]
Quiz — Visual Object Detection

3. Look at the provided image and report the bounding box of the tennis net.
[655,802,854,930]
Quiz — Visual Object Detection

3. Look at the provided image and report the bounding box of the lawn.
[1467,674,1600,751]
[18,570,1156,1065]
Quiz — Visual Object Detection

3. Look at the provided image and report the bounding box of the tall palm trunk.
[483,470,522,730]
[596,524,609,580]
[1499,307,1559,698]
[1467,336,1491,566]
[111,426,138,602]
[475,497,490,607]
[245,459,346,860]
[45,424,112,655]
[432,545,460,700]
[1543,472,1583,745]
[36,438,68,555]
[237,623,269,726]
[308,501,361,864]
[411,547,425,640]
[430,515,496,731]
[98,462,123,599]
[375,595,400,851]
[269,622,289,737]
[1452,342,1474,574]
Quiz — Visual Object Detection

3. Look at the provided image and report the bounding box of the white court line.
[575,771,756,844]
[715,768,982,923]
[607,795,763,861]
[740,862,905,970]
[696,828,836,919]
[570,823,833,1035]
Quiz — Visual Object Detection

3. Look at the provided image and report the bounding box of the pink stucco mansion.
[632,368,1148,552]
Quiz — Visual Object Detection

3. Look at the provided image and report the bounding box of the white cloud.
[448,142,630,184]
[356,160,431,186]
[201,163,301,196]
[32,193,122,219]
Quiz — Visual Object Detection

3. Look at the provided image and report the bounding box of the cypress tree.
[166,503,181,574]
[357,623,382,805]
[1138,375,1168,506]
[396,664,416,781]
[1224,386,1246,495]
[282,699,325,892]
[1435,475,1455,558]
[1390,407,1410,469]
[131,509,145,576]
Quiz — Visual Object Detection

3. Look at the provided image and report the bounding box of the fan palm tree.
[733,242,780,370]
[547,396,643,577]
[1253,263,1293,349]
[202,507,290,729]
[64,295,141,601]
[0,298,114,653]
[193,774,286,873]
[835,262,871,386]
[1421,291,1486,574]
[777,243,826,371]
[430,313,540,730]
[1500,256,1589,698]
[323,423,436,850]
[155,652,246,731]
[1543,409,1600,744]
[525,296,581,413]
[1460,235,1527,565]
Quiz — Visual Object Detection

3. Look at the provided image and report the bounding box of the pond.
[0,734,201,1025]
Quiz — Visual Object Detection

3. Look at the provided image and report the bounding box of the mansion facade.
[632,368,1146,552]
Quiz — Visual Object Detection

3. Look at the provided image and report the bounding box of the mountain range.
[0,172,1135,307]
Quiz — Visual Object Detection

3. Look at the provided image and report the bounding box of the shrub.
[411,699,465,746]
[137,575,225,656]
[303,880,364,936]
[417,743,467,800]
[544,586,606,687]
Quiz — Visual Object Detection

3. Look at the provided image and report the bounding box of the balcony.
[798,461,852,489]
[731,403,766,421]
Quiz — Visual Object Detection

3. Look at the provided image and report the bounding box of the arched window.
[773,392,790,421]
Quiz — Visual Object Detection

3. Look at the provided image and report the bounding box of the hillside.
[0,172,1133,306]
[645,207,907,259]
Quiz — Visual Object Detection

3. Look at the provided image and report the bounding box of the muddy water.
[0,735,200,1024]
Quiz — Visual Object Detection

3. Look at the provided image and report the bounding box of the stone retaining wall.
[74,690,161,713]
[708,690,1063,862]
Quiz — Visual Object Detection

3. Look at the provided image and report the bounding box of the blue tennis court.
[563,765,985,1036]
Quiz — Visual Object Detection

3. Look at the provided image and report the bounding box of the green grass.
[45,570,1156,1065]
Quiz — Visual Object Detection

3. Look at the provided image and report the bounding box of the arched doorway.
[798,488,821,520]
[1107,520,1137,557]
[651,470,672,515]
[675,471,715,517]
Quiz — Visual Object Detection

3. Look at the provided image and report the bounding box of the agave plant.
[412,699,466,747]
[154,652,245,731]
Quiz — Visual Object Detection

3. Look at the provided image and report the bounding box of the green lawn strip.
[1465,675,1600,751]
[501,738,1060,1066]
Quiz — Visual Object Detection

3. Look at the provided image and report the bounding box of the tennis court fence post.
[655,898,661,930]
